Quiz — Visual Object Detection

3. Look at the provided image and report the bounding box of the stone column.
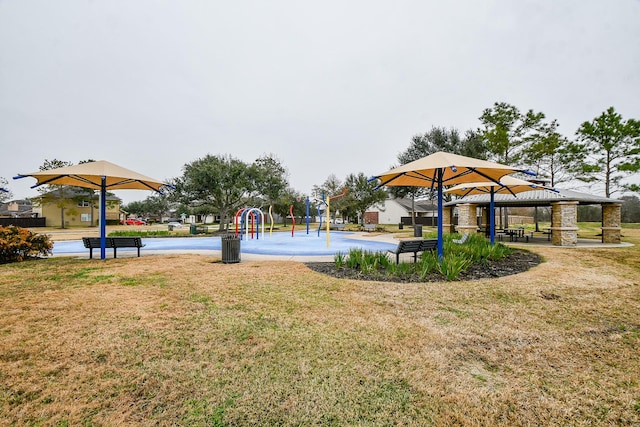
[481,207,489,230]
[456,203,478,234]
[441,206,453,234]
[601,203,622,244]
[550,201,579,246]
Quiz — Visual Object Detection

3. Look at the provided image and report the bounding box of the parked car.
[122,218,147,225]
[167,221,183,228]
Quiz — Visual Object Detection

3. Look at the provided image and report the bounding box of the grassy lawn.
[1,229,639,425]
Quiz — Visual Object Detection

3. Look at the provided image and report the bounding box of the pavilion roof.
[445,188,620,207]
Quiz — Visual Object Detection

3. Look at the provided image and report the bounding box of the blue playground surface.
[51,231,397,257]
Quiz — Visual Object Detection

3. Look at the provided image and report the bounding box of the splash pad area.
[51,231,398,258]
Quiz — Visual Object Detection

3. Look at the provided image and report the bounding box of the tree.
[478,102,545,165]
[36,159,75,229]
[620,195,640,223]
[122,200,146,217]
[249,154,289,206]
[399,127,488,164]
[312,174,345,220]
[75,159,98,226]
[343,172,387,225]
[124,194,171,222]
[567,107,640,198]
[271,187,306,226]
[173,154,254,231]
[144,194,171,221]
[0,177,12,203]
[522,120,572,187]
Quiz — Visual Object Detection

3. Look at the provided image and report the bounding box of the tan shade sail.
[15,160,169,260]
[371,151,528,257]
[16,160,167,192]
[372,151,520,188]
[445,175,545,197]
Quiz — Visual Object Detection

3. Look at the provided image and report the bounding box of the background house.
[364,196,438,225]
[37,187,121,227]
[0,199,45,227]
[0,199,34,218]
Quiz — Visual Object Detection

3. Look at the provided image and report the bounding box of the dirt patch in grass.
[305,249,542,282]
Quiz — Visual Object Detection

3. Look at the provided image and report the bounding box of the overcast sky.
[1,0,639,204]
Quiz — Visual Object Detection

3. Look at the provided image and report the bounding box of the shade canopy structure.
[445,175,547,245]
[14,160,167,192]
[445,175,544,198]
[371,152,527,258]
[15,160,169,260]
[374,151,523,189]
[445,187,618,207]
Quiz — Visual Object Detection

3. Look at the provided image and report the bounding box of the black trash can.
[221,234,241,264]
[190,224,197,235]
[168,224,174,231]
[413,224,423,237]
[398,222,404,230]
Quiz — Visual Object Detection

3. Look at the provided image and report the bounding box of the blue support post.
[437,168,444,259]
[489,189,495,245]
[100,176,107,260]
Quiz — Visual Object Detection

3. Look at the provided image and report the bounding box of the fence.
[0,217,47,227]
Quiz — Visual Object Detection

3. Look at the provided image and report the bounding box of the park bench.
[82,237,145,259]
[330,223,346,231]
[388,238,438,264]
[363,224,376,232]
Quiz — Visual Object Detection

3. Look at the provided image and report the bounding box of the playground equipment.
[234,207,265,240]
[268,205,275,236]
[313,196,327,237]
[309,189,347,247]
[326,188,347,247]
[234,191,346,248]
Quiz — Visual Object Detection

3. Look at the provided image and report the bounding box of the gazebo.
[444,188,622,246]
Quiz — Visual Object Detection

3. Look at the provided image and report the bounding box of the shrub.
[0,225,53,263]
[109,230,170,237]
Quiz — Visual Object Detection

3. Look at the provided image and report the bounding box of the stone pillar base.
[456,204,478,235]
[602,203,622,244]
[442,207,453,234]
[550,227,579,246]
[601,227,621,244]
[455,226,478,234]
[551,201,579,247]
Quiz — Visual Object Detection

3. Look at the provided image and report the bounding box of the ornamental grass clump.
[343,249,393,275]
[334,233,514,281]
[0,225,53,263]
[334,251,346,269]
[436,253,474,281]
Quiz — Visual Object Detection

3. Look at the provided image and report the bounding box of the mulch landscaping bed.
[305,249,542,283]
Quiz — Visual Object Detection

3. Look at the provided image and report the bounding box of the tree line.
[2,103,638,228]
